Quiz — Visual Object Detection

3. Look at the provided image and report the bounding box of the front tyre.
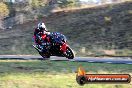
[65,47,75,59]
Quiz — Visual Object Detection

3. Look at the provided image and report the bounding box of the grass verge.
[0,60,132,88]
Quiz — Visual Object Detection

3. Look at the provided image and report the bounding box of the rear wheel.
[39,52,50,59]
[65,47,74,59]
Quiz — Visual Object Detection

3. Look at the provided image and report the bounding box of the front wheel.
[65,47,75,59]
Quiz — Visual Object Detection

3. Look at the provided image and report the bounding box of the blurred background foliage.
[0,0,132,57]
[0,2,9,19]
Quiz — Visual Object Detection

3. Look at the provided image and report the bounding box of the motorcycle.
[33,32,75,59]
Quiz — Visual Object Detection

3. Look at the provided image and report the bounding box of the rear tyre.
[65,47,74,59]
[39,52,50,59]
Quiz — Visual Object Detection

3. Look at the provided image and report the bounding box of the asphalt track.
[0,55,132,64]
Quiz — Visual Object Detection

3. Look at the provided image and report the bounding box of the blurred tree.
[57,0,80,8]
[29,0,48,8]
[67,0,78,7]
[0,2,9,19]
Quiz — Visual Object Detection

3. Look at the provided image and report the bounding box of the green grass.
[0,60,132,88]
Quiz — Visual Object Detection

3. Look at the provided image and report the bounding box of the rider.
[33,22,51,52]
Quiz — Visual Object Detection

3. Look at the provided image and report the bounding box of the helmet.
[37,22,47,31]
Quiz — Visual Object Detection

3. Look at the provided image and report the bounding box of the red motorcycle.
[33,32,75,59]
